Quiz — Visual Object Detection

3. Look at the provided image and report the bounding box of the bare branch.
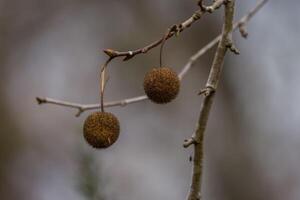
[36,96,148,117]
[101,0,227,62]
[36,0,268,117]
[185,0,269,199]
[185,1,236,200]
[237,0,269,38]
[179,0,268,78]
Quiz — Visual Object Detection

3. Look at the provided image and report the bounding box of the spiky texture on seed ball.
[83,112,120,148]
[144,67,180,104]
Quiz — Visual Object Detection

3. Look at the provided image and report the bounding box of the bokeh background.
[1,0,300,200]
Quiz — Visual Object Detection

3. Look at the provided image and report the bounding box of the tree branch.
[184,0,269,199]
[181,0,269,141]
[103,0,226,61]
[237,0,269,38]
[36,0,268,117]
[36,96,148,117]
[185,1,236,200]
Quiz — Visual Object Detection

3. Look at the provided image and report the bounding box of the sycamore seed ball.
[83,112,120,148]
[144,67,180,104]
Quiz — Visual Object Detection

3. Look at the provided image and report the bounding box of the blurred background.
[1,0,300,200]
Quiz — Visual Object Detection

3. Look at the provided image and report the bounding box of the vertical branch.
[186,1,236,200]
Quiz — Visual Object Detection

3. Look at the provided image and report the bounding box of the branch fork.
[183,134,200,148]
[226,38,240,54]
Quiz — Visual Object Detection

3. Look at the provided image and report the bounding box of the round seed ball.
[144,67,180,104]
[83,112,120,148]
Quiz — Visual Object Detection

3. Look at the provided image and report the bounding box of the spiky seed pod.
[144,67,180,104]
[83,112,120,148]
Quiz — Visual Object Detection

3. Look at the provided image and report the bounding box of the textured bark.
[186,1,236,199]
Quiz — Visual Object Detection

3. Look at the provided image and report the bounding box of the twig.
[237,0,269,38]
[36,0,268,117]
[36,96,148,117]
[103,0,226,61]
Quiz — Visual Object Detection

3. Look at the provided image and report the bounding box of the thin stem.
[100,58,112,112]
[100,66,105,112]
[159,30,170,67]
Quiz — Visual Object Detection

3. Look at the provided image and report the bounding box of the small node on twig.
[123,53,135,61]
[36,97,45,105]
[198,88,208,96]
[175,24,183,36]
[205,6,214,13]
[199,0,226,13]
[183,135,199,148]
[169,24,178,33]
[169,24,180,37]
[75,108,84,117]
[83,112,120,149]
[141,48,148,53]
[192,11,203,20]
[226,40,240,55]
[198,85,215,96]
[197,0,206,12]
[103,49,118,58]
[228,44,240,54]
[238,23,248,38]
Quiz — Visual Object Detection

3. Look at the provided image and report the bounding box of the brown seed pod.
[143,67,180,104]
[83,112,120,148]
